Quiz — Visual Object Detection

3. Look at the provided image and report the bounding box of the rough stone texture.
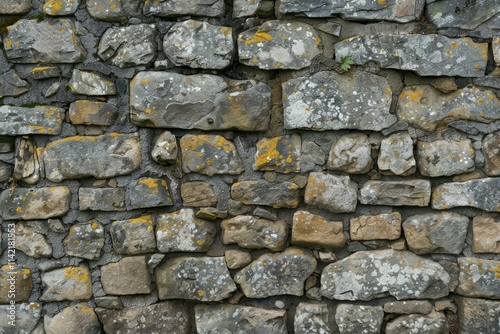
[253,134,301,173]
[455,297,500,334]
[127,177,172,209]
[335,304,383,334]
[378,133,416,175]
[385,311,448,334]
[234,247,317,298]
[68,70,117,95]
[155,256,237,301]
[398,85,500,132]
[30,66,61,80]
[292,210,346,250]
[151,131,178,165]
[143,0,225,17]
[96,302,190,334]
[13,136,40,185]
[417,139,474,177]
[305,173,357,213]
[43,133,141,182]
[384,300,434,314]
[86,0,134,21]
[224,250,252,270]
[335,35,488,77]
[0,105,63,136]
[0,265,32,303]
[4,19,85,63]
[221,215,287,251]
[181,181,217,207]
[238,20,322,70]
[15,222,52,258]
[41,266,92,301]
[0,0,31,14]
[195,304,287,334]
[359,180,431,207]
[101,256,151,295]
[0,161,12,182]
[130,72,271,131]
[350,212,402,241]
[156,209,216,252]
[0,70,30,98]
[294,303,330,334]
[494,37,500,64]
[63,220,105,260]
[0,302,41,334]
[321,250,450,301]
[110,215,156,254]
[283,71,395,131]
[69,100,118,126]
[43,0,79,15]
[483,132,500,176]
[233,0,262,18]
[403,212,469,255]
[456,257,500,299]
[44,304,101,334]
[301,141,326,172]
[231,180,300,208]
[327,133,372,174]
[0,186,70,220]
[473,216,500,253]
[425,0,500,29]
[79,188,126,211]
[431,178,500,212]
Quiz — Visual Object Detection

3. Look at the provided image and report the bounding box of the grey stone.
[44,82,60,97]
[233,0,262,18]
[224,250,252,270]
[110,215,156,254]
[254,134,301,173]
[359,180,431,206]
[231,180,300,208]
[0,0,31,14]
[431,178,500,212]
[0,105,63,136]
[425,0,500,29]
[238,20,322,70]
[385,311,448,334]
[304,173,358,213]
[335,304,383,334]
[301,141,326,172]
[43,133,141,182]
[68,69,117,95]
[43,0,79,15]
[292,210,346,250]
[95,296,124,309]
[30,66,61,79]
[455,297,500,334]
[253,207,278,221]
[234,247,317,298]
[0,161,12,182]
[130,72,271,131]
[127,177,172,209]
[417,139,475,177]
[0,302,41,334]
[151,131,178,165]
[335,35,488,77]
[383,300,434,314]
[79,188,126,211]
[327,133,372,174]
[143,0,225,17]
[483,132,500,176]
[155,256,237,301]
[86,0,128,21]
[163,20,234,69]
[473,216,500,253]
[99,24,157,68]
[195,304,286,334]
[181,181,217,207]
[295,303,330,334]
[4,19,85,63]
[44,304,101,334]
[69,100,118,126]
[434,300,456,313]
[0,137,14,153]
[321,250,450,301]
[0,70,30,98]
[283,71,396,131]
[350,212,402,241]
[378,132,416,175]
[41,266,92,301]
[63,220,104,260]
[0,265,32,303]
[101,256,151,295]
[456,257,500,299]
[13,136,40,185]
[473,76,500,90]
[196,207,228,221]
[15,222,52,258]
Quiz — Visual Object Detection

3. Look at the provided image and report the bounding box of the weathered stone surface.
[63,220,104,260]
[321,250,450,301]
[221,215,287,251]
[197,207,228,221]
[44,0,79,15]
[43,133,141,182]
[483,132,500,176]
[101,256,151,295]
[0,161,12,182]
[238,20,321,70]
[304,173,357,213]
[386,311,448,334]
[96,302,190,334]
[350,213,402,241]
[110,215,156,254]
[181,181,217,207]
[4,19,85,63]
[0,0,31,14]
[359,180,431,206]
[384,300,434,314]
[292,210,346,250]
[195,304,286,334]
[127,177,172,209]
[156,209,216,252]
[254,134,301,173]
[425,0,500,29]
[0,186,70,220]
[44,304,101,334]
[0,70,30,98]
[335,35,487,77]
[473,216,500,253]
[417,139,474,177]
[86,0,129,21]
[15,222,52,258]
[99,24,156,68]
[403,212,469,255]
[294,303,330,334]
[335,304,383,334]
[163,20,234,69]
[301,141,326,172]
[0,265,32,303]
[13,136,40,185]
[233,0,262,18]
[231,180,300,208]
[0,105,63,136]
[130,72,271,131]
[68,69,116,95]
[69,100,118,126]
[432,178,500,212]
[0,302,41,334]
[455,297,500,334]
[79,188,126,211]
[234,247,316,298]
[398,85,500,131]
[155,256,236,301]
[378,133,416,175]
[456,257,500,299]
[143,0,225,17]
[41,266,92,301]
[152,131,178,165]
[225,250,252,269]
[30,65,61,79]
[327,133,372,174]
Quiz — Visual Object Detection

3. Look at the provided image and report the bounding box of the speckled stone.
[43,0,79,15]
[63,220,104,260]
[86,0,128,21]
[385,311,448,334]
[231,180,300,208]
[0,70,30,98]
[127,177,172,209]
[44,304,101,334]
[483,132,500,176]
[455,297,500,334]
[456,257,500,299]
[41,266,92,301]
[110,215,156,255]
[69,100,118,126]
[304,173,357,213]
[0,265,32,303]
[425,0,500,29]
[417,140,475,177]
[15,222,52,258]
[378,133,416,175]
[151,131,178,165]
[68,69,116,95]
[79,188,126,211]
[101,256,151,295]
[0,105,63,136]
[359,180,431,207]
[181,181,217,207]
[143,0,225,17]
[0,0,31,14]
[253,134,301,173]
[327,133,372,174]
[0,302,41,334]
[473,216,500,253]
[294,303,330,334]
[292,210,346,250]
[350,213,402,241]
[335,304,383,334]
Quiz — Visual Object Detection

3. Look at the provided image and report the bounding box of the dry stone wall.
[0,0,499,333]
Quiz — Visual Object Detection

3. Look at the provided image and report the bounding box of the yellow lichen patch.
[90,221,100,229]
[197,240,204,245]
[219,27,232,36]
[377,0,387,6]
[138,178,160,194]
[245,31,273,45]
[255,137,280,168]
[140,78,150,85]
[451,41,459,48]
[197,290,205,297]
[4,39,12,49]
[315,37,321,45]
[145,108,151,114]
[80,305,94,313]
[445,49,452,56]
[64,267,89,282]
[400,88,424,102]
[477,98,484,105]
[476,64,482,70]
[16,207,22,213]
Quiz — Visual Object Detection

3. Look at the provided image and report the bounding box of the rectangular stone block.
[473,216,500,253]
[456,257,500,299]
[231,180,300,208]
[127,177,172,209]
[0,105,63,135]
[359,180,431,207]
[79,188,126,211]
[350,213,402,241]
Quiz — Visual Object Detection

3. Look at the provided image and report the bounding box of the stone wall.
[0,0,499,333]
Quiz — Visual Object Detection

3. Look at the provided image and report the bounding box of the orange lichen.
[244,31,273,45]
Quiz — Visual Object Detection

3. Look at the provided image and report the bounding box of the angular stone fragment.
[335,304,383,334]
[378,133,416,175]
[44,304,101,334]
[156,209,216,252]
[305,173,357,213]
[417,139,474,177]
[432,178,500,211]
[350,213,402,241]
[231,180,300,208]
[13,135,41,184]
[110,215,156,254]
[456,257,500,299]
[283,71,395,131]
[359,180,431,206]
[494,37,500,65]
[225,250,252,269]
[127,177,172,209]
[0,265,32,303]
[473,216,500,253]
[143,0,225,17]
[43,0,79,15]
[403,212,469,255]
[196,207,228,221]
[234,247,316,298]
[301,141,326,172]
[0,186,70,220]
[101,256,151,295]
[86,0,128,21]
[69,100,118,126]
[254,134,301,173]
[483,132,500,176]
[63,220,104,260]
[30,65,61,79]
[294,303,330,334]
[292,211,346,250]
[221,215,287,251]
[68,69,116,95]
[398,85,500,131]
[386,311,448,334]
[0,70,30,98]
[181,181,217,207]
[43,133,141,182]
[15,222,52,258]
[152,131,178,165]
[327,133,372,174]
[0,0,31,14]
[99,24,157,68]
[41,266,92,301]
[383,300,434,314]
[195,304,286,334]
[130,72,271,131]
[335,35,488,77]
[96,302,190,334]
[455,297,500,334]
[155,256,236,301]
[0,105,63,136]
[233,0,262,18]
[79,188,126,211]
[425,0,500,29]
[321,250,450,301]
[0,302,41,333]
[238,20,321,70]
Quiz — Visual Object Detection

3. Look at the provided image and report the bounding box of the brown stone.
[224,250,252,269]
[473,216,500,253]
[291,210,346,250]
[69,100,118,126]
[350,213,402,241]
[100,256,151,295]
[0,265,32,303]
[181,181,217,207]
[44,304,101,334]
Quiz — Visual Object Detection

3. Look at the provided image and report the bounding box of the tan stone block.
[473,216,500,253]
[292,210,346,250]
[0,265,32,303]
[101,256,151,295]
[181,181,217,207]
[350,213,401,241]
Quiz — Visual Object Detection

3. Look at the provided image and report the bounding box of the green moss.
[28,12,45,22]
[0,16,22,35]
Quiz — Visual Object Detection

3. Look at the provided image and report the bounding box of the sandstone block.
[101,256,151,295]
[350,213,402,241]
[224,250,252,270]
[292,210,346,250]
[181,181,217,207]
[473,216,500,253]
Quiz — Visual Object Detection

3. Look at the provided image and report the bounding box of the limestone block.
[143,0,225,17]
[456,257,500,299]
[41,266,92,301]
[483,132,500,176]
[473,216,500,253]
[378,132,416,175]
[110,215,156,255]
[43,0,79,15]
[327,133,372,174]
[295,303,330,334]
[385,311,448,334]
[63,220,104,260]
[425,0,500,29]
[417,139,475,177]
[359,180,431,206]
[127,177,172,209]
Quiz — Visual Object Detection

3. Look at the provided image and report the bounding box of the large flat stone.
[292,210,346,250]
[130,72,271,131]
[143,0,225,17]
[231,180,300,208]
[359,180,431,207]
[417,139,474,177]
[455,297,500,334]
[425,0,500,29]
[127,177,172,209]
[456,257,500,299]
[0,105,63,135]
[305,173,357,213]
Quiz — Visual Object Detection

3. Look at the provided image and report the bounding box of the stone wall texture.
[0,0,499,333]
